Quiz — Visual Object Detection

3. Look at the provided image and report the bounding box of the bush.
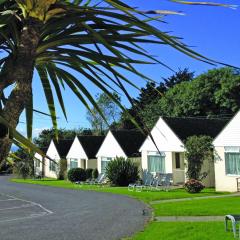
[58,159,67,180]
[68,168,86,182]
[13,149,34,179]
[92,168,99,179]
[105,157,139,186]
[85,168,93,179]
[184,179,205,193]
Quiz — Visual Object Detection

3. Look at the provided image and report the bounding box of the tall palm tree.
[0,0,236,163]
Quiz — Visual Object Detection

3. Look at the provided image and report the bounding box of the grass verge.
[126,222,233,240]
[11,178,228,203]
[153,196,240,216]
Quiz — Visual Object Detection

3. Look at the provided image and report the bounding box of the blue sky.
[16,1,240,137]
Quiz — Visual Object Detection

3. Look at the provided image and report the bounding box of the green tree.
[121,69,194,129]
[185,135,213,181]
[0,0,234,163]
[33,128,92,149]
[140,68,240,128]
[86,92,121,134]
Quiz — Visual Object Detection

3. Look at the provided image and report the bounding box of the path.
[0,175,150,240]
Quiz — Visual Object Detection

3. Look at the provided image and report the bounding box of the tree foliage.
[139,68,240,128]
[13,148,34,179]
[86,92,121,135]
[120,68,194,129]
[185,135,213,181]
[33,128,92,148]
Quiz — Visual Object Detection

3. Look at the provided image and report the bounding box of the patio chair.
[162,173,173,191]
[128,171,154,192]
[75,173,105,185]
[150,177,161,191]
[135,174,153,192]
[225,214,240,238]
[88,173,105,185]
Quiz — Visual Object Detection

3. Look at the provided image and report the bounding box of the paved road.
[0,176,150,240]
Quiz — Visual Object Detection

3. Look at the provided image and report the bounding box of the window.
[175,153,181,169]
[101,157,112,173]
[70,158,78,169]
[49,160,56,172]
[36,159,40,168]
[147,155,165,173]
[225,152,240,175]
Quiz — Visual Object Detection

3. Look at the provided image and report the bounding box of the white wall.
[140,117,185,184]
[45,140,60,179]
[86,159,97,169]
[213,111,240,192]
[140,117,185,153]
[66,136,88,169]
[140,117,214,187]
[96,131,127,173]
[214,146,238,192]
[34,152,43,175]
[214,111,240,147]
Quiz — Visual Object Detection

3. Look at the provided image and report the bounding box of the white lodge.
[213,111,240,192]
[96,130,145,174]
[140,117,228,187]
[66,135,105,171]
[35,139,73,179]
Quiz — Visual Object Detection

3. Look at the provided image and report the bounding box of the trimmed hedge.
[68,168,86,182]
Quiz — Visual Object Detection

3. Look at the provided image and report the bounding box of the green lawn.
[11,178,228,203]
[127,222,234,240]
[153,196,240,216]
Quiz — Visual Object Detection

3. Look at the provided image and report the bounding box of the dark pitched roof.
[162,117,229,142]
[77,135,105,159]
[53,139,74,158]
[111,130,146,157]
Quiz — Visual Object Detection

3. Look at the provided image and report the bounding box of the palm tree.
[0,0,236,163]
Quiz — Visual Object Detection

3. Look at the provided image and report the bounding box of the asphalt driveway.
[0,176,150,240]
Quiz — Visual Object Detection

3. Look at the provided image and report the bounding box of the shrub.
[58,159,67,180]
[92,168,99,179]
[68,168,86,182]
[106,157,139,186]
[184,179,205,193]
[13,149,34,179]
[85,168,93,179]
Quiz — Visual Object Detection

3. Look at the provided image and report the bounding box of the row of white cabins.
[35,111,240,192]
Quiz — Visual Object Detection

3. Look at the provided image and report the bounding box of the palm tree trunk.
[0,18,42,164]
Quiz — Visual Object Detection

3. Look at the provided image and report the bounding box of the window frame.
[36,159,41,168]
[49,160,56,172]
[225,151,240,176]
[70,158,78,169]
[101,157,112,173]
[147,154,166,174]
